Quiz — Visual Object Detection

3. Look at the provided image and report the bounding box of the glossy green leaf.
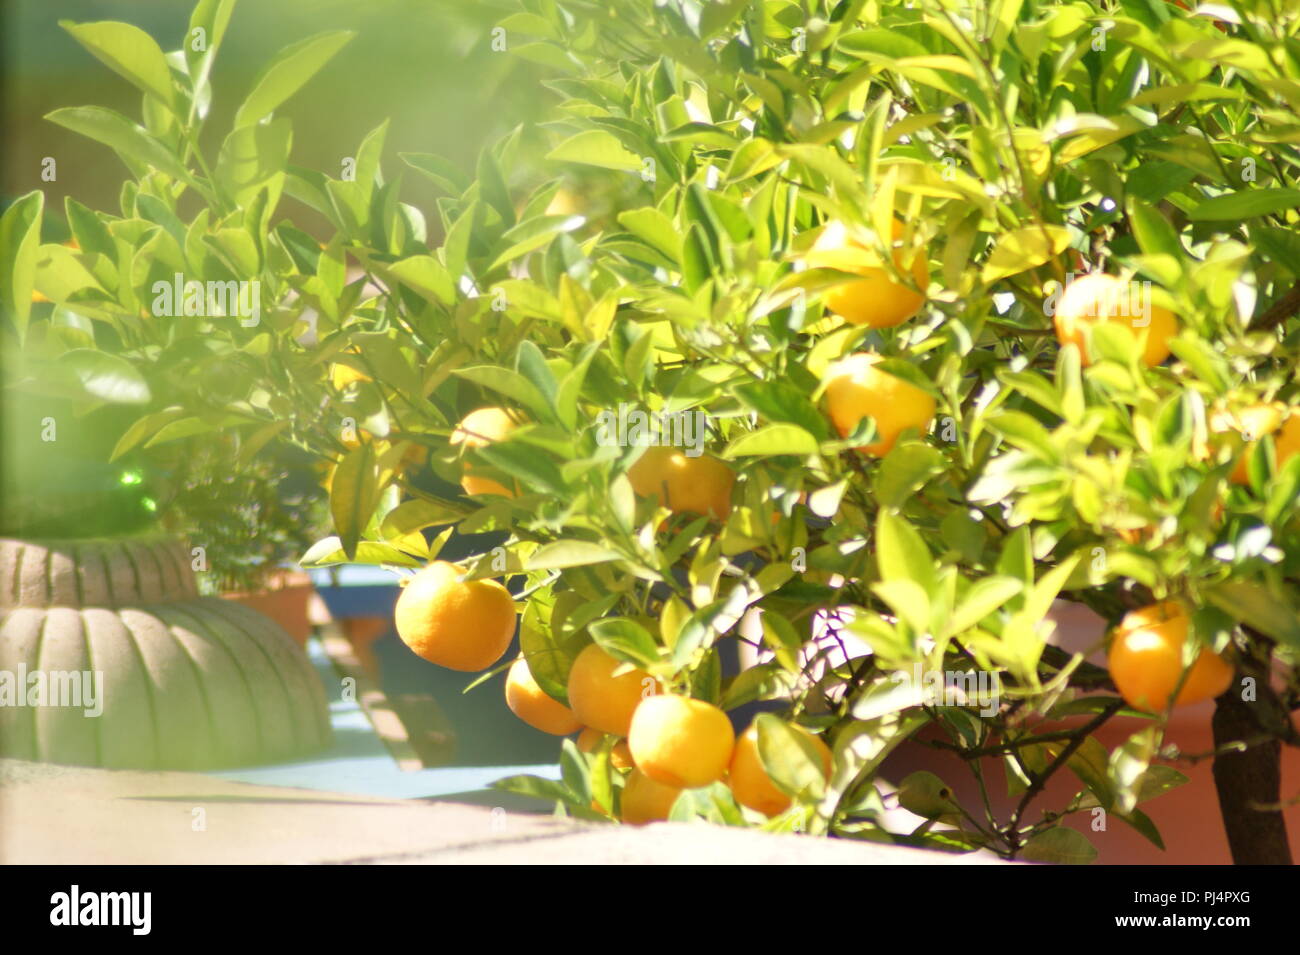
[61,20,175,109]
[233,31,354,129]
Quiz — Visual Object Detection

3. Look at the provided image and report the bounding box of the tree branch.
[1254,279,1300,332]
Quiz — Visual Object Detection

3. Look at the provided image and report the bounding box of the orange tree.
[5,0,1300,862]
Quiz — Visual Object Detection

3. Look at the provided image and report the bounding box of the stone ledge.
[0,758,1009,865]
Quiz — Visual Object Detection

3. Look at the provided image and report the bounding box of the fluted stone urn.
[0,537,331,769]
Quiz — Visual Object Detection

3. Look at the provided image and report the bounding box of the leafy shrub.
[6,0,1300,861]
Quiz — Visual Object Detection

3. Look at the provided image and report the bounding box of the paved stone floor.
[0,759,1006,865]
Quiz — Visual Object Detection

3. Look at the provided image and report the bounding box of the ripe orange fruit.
[1279,414,1300,465]
[822,352,936,457]
[1053,273,1178,368]
[566,643,657,736]
[576,726,634,770]
[620,768,682,825]
[728,720,832,817]
[451,407,523,498]
[545,187,585,218]
[1210,403,1300,485]
[505,657,582,735]
[628,694,735,789]
[627,447,734,520]
[339,427,374,451]
[803,219,928,328]
[394,561,517,671]
[398,441,427,473]
[1107,601,1234,712]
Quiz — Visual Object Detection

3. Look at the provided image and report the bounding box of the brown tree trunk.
[1211,693,1292,865]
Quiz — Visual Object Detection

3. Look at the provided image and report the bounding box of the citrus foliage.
[7,0,1300,860]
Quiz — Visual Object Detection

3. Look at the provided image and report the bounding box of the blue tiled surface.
[310,567,571,766]
[207,638,560,804]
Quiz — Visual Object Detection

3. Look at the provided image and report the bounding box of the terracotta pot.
[881,601,1300,864]
[223,570,316,647]
[0,537,331,770]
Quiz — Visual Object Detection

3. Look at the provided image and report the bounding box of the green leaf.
[660,122,738,149]
[876,444,945,509]
[525,541,623,571]
[488,214,585,272]
[997,526,1033,584]
[451,366,550,420]
[725,138,784,182]
[378,498,468,539]
[399,152,470,196]
[733,380,828,439]
[1115,807,1165,850]
[385,254,455,305]
[45,107,195,185]
[1109,726,1160,816]
[1063,736,1115,811]
[520,592,586,704]
[110,407,186,461]
[475,441,566,496]
[1126,161,1197,204]
[143,416,214,448]
[186,0,238,86]
[1187,188,1300,222]
[947,576,1023,636]
[1050,116,1145,163]
[980,225,1071,283]
[0,191,43,340]
[1205,581,1300,651]
[775,143,868,210]
[1254,227,1300,277]
[233,31,354,129]
[299,536,422,568]
[61,20,175,110]
[64,198,114,259]
[616,208,681,263]
[330,443,381,560]
[1021,827,1097,864]
[755,714,828,804]
[487,773,574,805]
[497,12,558,39]
[723,424,820,458]
[60,350,150,404]
[837,30,929,61]
[588,617,661,669]
[876,510,937,596]
[511,42,581,75]
[870,579,931,636]
[1127,198,1182,259]
[699,0,749,38]
[681,221,712,293]
[215,118,293,209]
[546,130,642,172]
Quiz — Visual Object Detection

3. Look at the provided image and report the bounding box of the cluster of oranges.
[522,641,833,823]
[394,571,831,823]
[380,217,1281,823]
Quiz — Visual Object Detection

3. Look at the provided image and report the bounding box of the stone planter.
[222,569,319,648]
[0,537,331,770]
